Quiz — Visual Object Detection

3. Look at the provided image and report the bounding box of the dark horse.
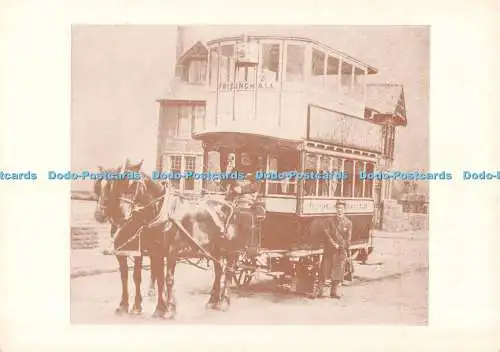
[93,161,160,315]
[95,165,247,319]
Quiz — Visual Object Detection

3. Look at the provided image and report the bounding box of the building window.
[178,106,192,137]
[165,155,199,192]
[261,43,281,82]
[161,103,206,138]
[184,156,196,191]
[170,155,182,190]
[162,105,178,137]
[285,44,305,82]
[192,105,205,134]
[187,59,207,84]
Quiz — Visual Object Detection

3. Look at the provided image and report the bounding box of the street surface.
[70,230,428,325]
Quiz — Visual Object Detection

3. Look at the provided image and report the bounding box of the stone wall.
[381,199,428,232]
[71,200,111,249]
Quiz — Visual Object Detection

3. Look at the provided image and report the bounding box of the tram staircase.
[381,199,428,232]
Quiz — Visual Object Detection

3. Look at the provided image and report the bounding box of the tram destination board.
[302,199,374,214]
[307,105,383,153]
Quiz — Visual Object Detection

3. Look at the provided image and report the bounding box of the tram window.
[340,61,353,94]
[353,66,365,100]
[334,158,342,197]
[318,156,330,197]
[267,152,298,195]
[304,154,317,196]
[325,55,340,91]
[354,161,364,197]
[330,158,341,197]
[365,162,374,198]
[342,160,353,197]
[261,43,280,82]
[311,48,325,88]
[209,48,219,88]
[285,44,305,82]
[219,45,235,84]
[267,156,279,194]
[205,151,222,192]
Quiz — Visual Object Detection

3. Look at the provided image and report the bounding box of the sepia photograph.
[70,25,430,324]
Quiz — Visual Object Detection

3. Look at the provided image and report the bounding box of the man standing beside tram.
[319,200,353,299]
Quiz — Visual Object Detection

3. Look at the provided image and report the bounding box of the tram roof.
[192,130,303,150]
[205,35,378,74]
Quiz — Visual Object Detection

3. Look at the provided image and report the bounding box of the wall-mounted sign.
[302,199,374,214]
[308,106,383,153]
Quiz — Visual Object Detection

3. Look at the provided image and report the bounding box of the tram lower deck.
[260,212,374,250]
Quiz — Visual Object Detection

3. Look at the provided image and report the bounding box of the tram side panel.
[260,211,373,255]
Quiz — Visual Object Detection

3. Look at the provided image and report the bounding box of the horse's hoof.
[115,305,128,315]
[152,308,165,319]
[131,306,142,315]
[220,297,230,311]
[165,309,176,320]
[205,300,219,310]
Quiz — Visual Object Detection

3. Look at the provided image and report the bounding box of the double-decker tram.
[189,33,394,295]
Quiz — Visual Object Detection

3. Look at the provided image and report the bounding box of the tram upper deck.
[180,35,384,154]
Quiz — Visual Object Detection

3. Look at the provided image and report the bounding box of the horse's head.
[93,163,141,227]
[96,161,174,229]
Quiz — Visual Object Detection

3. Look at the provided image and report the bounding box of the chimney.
[175,25,185,77]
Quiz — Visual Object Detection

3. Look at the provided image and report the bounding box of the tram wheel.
[232,253,257,288]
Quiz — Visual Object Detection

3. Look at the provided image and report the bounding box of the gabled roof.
[178,41,209,65]
[365,83,407,126]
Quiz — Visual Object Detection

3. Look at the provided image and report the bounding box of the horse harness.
[111,179,236,271]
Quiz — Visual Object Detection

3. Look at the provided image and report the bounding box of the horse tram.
[179,33,406,297]
[95,34,407,319]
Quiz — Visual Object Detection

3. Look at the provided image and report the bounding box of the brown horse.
[93,162,160,314]
[96,167,249,319]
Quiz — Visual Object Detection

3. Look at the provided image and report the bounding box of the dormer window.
[177,41,209,85]
[183,59,207,84]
